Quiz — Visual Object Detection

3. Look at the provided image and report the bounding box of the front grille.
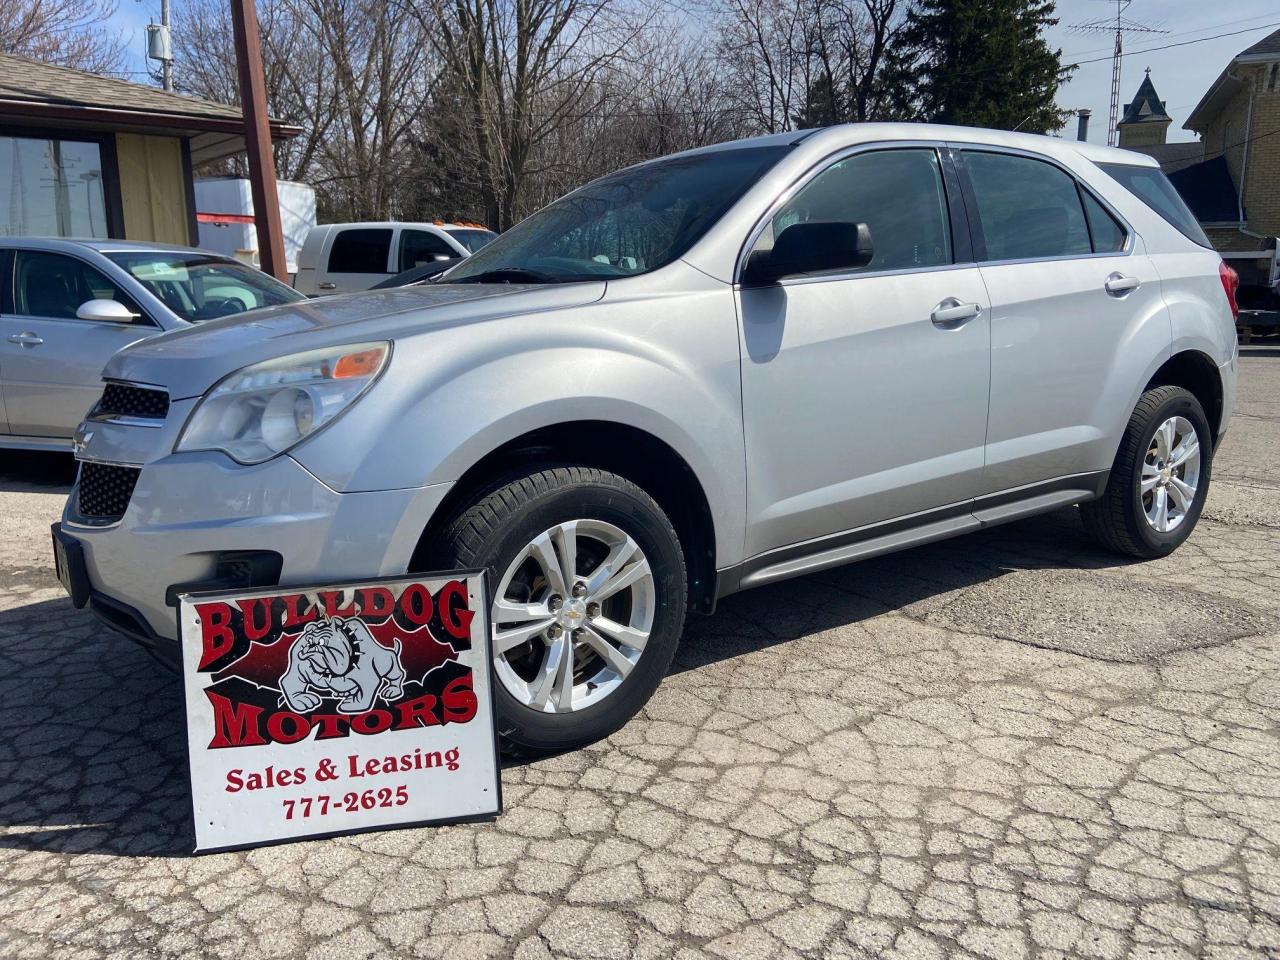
[77,463,141,521]
[96,383,170,420]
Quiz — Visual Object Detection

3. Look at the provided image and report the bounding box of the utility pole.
[230,0,288,281]
[145,1,175,92]
[1069,1,1166,146]
[160,0,173,91]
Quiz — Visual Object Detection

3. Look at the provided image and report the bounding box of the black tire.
[1081,385,1213,559]
[421,465,687,754]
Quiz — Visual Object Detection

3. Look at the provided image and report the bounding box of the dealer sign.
[178,572,500,852]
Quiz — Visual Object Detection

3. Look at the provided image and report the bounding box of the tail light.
[1219,260,1240,322]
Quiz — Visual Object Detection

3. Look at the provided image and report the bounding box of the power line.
[1072,21,1280,67]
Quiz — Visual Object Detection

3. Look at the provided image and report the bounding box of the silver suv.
[56,124,1239,753]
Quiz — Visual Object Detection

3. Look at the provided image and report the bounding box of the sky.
[107,0,1280,146]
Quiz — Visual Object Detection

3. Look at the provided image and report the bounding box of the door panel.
[0,251,155,438]
[739,269,991,556]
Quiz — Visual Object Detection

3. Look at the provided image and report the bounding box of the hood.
[106,282,606,399]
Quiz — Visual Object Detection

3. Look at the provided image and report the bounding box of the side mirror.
[743,221,874,286]
[77,299,139,323]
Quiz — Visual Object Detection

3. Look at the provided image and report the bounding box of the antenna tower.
[1069,1,1168,145]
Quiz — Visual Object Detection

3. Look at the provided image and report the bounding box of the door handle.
[1104,273,1141,296]
[8,332,44,346]
[318,282,337,290]
[930,299,983,328]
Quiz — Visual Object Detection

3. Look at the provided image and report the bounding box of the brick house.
[1118,31,1280,308]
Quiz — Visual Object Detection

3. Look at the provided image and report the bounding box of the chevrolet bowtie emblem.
[72,424,93,457]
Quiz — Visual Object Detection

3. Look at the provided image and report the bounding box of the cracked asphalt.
[2,349,1279,960]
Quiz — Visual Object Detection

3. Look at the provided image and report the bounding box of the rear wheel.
[421,466,687,754]
[1081,385,1213,558]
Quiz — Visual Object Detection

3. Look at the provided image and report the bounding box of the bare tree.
[406,0,652,229]
[712,0,903,132]
[1,0,125,73]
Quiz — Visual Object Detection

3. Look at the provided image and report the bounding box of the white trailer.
[193,178,316,279]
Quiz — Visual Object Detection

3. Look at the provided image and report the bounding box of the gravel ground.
[1,350,1278,960]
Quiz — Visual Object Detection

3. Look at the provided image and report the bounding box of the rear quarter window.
[1097,163,1212,248]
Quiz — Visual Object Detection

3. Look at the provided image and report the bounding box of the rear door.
[0,250,156,438]
[318,227,394,293]
[958,148,1169,494]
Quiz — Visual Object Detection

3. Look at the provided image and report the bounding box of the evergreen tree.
[887,0,1073,133]
[793,71,843,129]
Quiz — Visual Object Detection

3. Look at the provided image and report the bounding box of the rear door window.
[327,229,393,274]
[1097,162,1212,248]
[962,151,1092,262]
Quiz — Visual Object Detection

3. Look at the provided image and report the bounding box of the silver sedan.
[0,238,303,450]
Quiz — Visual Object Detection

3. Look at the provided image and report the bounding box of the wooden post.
[229,0,288,281]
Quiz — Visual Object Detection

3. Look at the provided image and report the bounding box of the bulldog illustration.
[279,618,405,714]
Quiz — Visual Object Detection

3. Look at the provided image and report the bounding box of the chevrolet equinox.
[55,124,1240,753]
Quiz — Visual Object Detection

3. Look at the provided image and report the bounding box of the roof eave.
[0,98,300,138]
[1184,69,1243,133]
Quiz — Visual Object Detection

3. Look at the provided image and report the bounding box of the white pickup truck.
[293,222,497,295]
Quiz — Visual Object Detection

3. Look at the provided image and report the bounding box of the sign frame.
[177,569,502,854]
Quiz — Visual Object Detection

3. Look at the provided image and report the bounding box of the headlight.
[176,342,390,464]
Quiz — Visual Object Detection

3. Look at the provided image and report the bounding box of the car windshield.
[106,252,305,322]
[443,144,792,283]
[446,228,498,253]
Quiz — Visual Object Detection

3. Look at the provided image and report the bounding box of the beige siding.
[115,133,190,244]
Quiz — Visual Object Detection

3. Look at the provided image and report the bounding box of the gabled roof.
[1238,26,1280,60]
[1120,73,1170,126]
[1167,155,1240,224]
[0,53,300,165]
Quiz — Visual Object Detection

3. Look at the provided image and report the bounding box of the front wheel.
[421,466,687,754]
[1081,385,1213,558]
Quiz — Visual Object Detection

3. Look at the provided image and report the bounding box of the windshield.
[106,252,305,322]
[446,228,498,253]
[444,144,791,283]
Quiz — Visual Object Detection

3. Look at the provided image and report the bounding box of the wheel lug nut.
[586,602,600,619]
[548,595,562,612]
[572,627,585,641]
[571,582,588,598]
[547,624,563,640]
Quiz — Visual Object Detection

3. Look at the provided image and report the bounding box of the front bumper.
[62,451,453,646]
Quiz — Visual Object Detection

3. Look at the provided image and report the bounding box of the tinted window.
[12,251,141,321]
[964,152,1092,261]
[1098,162,1212,248]
[447,228,497,253]
[1081,190,1126,253]
[328,228,392,273]
[399,230,457,271]
[753,148,952,275]
[446,145,790,282]
[107,252,303,322]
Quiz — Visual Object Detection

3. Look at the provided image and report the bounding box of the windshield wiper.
[447,267,555,284]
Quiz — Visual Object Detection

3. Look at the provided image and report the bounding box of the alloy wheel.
[1141,415,1201,533]
[491,519,655,713]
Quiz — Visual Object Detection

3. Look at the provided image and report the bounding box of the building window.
[0,135,109,238]
[1269,63,1279,93]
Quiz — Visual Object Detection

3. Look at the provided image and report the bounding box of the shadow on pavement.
[0,505,1130,857]
[0,450,77,492]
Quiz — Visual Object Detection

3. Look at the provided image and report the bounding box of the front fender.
[293,278,747,564]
